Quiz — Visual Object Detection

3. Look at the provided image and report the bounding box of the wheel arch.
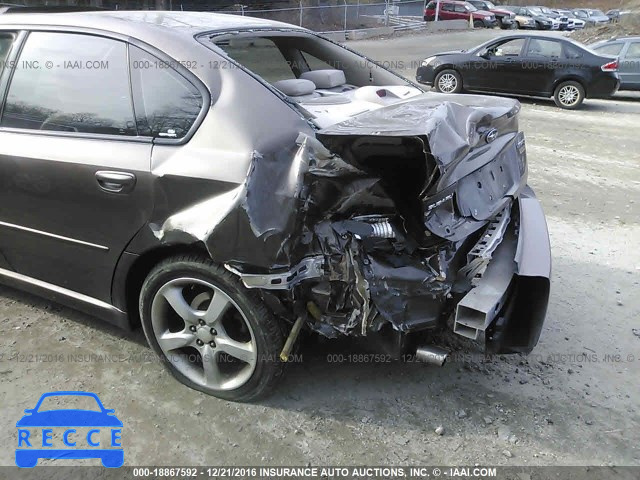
[552,76,587,97]
[112,242,211,329]
[435,64,461,76]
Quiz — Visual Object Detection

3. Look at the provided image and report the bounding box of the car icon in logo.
[15,391,123,468]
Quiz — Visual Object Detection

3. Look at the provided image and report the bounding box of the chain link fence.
[186,0,427,32]
[23,0,428,32]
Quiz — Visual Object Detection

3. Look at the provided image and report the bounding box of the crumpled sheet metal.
[150,133,340,270]
[317,93,520,168]
[149,93,524,336]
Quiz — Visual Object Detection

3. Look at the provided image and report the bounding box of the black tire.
[473,19,484,28]
[139,254,285,402]
[553,80,585,109]
[434,69,463,94]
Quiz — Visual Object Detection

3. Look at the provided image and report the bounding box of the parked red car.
[424,0,498,28]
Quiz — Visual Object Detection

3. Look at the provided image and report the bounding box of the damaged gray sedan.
[0,11,551,401]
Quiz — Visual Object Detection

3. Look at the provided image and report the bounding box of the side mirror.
[479,50,491,59]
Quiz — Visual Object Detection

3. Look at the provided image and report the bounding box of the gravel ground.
[1,29,639,469]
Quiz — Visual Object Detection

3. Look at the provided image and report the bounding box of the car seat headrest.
[272,78,316,96]
[300,69,347,89]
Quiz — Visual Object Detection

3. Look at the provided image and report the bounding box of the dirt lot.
[1,29,639,469]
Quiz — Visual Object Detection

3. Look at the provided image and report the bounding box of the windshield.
[465,4,478,12]
[484,1,496,8]
[540,7,553,14]
[529,7,543,14]
[591,9,605,16]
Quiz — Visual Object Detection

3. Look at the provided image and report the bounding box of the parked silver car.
[0,11,551,401]
[591,37,640,90]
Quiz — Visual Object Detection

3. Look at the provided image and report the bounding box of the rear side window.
[563,44,584,59]
[129,46,203,139]
[1,32,136,136]
[594,43,624,56]
[626,42,640,58]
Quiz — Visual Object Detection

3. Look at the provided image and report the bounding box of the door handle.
[95,171,136,194]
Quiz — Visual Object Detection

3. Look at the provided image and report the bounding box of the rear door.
[0,31,154,302]
[518,38,564,95]
[619,41,640,88]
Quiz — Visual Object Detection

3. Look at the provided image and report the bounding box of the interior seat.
[300,69,356,93]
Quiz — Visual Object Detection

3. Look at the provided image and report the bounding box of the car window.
[0,32,15,76]
[216,37,295,83]
[441,3,454,12]
[426,1,436,9]
[1,32,136,136]
[129,46,203,140]
[627,42,640,58]
[594,43,624,56]
[302,52,339,71]
[563,43,584,59]
[526,39,562,58]
[454,5,467,13]
[491,38,525,57]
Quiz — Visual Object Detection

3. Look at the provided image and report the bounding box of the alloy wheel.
[558,85,580,107]
[438,73,458,93]
[150,277,257,391]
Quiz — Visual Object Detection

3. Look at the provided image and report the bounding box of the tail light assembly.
[601,60,619,72]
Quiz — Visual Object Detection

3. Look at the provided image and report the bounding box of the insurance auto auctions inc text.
[233,467,497,478]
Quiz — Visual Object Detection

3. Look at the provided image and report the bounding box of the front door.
[0,31,154,303]
[465,37,526,93]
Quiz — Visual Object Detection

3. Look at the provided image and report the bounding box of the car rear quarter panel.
[115,44,317,312]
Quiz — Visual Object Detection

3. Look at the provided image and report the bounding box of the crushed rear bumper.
[453,185,551,354]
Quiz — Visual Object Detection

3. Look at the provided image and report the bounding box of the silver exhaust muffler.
[415,345,449,366]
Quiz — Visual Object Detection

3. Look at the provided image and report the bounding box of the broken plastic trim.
[225,256,324,290]
[458,206,511,283]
